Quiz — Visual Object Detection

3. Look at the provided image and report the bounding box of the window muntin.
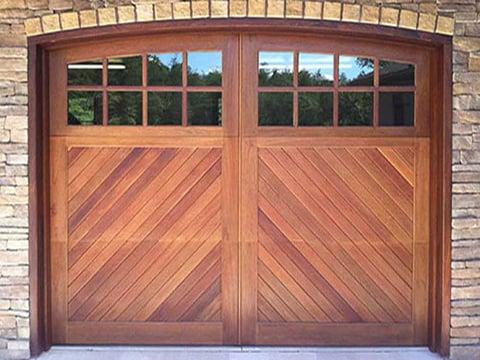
[67,51,223,127]
[257,51,416,128]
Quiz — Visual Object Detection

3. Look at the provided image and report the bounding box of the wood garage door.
[49,32,431,346]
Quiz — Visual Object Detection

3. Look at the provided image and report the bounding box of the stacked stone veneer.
[0,0,478,359]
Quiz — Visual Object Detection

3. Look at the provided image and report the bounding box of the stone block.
[211,1,228,18]
[155,3,172,21]
[49,0,72,11]
[249,0,266,17]
[98,7,116,27]
[323,2,341,21]
[173,1,191,20]
[417,13,436,33]
[41,13,60,33]
[437,15,455,35]
[230,0,247,17]
[0,0,26,10]
[469,55,480,72]
[342,4,360,23]
[192,1,209,19]
[24,17,42,36]
[136,3,154,22]
[79,9,97,28]
[304,1,322,20]
[267,0,284,18]
[60,11,79,31]
[286,0,303,18]
[116,5,134,24]
[399,10,418,30]
[361,5,379,24]
[380,7,399,27]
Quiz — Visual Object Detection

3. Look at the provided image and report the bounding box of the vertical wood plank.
[240,138,258,344]
[50,137,68,343]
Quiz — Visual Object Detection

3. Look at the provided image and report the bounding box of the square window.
[299,92,333,126]
[259,52,293,87]
[187,92,222,126]
[339,92,373,126]
[108,56,142,86]
[68,91,103,125]
[258,92,293,126]
[379,92,414,126]
[339,56,374,86]
[108,92,142,125]
[299,53,334,87]
[187,52,222,86]
[148,92,182,126]
[148,53,183,86]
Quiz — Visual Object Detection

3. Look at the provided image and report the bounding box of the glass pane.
[187,92,222,126]
[187,52,222,86]
[148,53,183,86]
[148,92,182,126]
[299,92,333,126]
[68,60,102,86]
[339,92,373,126]
[379,92,414,126]
[339,56,374,86]
[108,56,142,86]
[68,91,102,125]
[299,53,334,87]
[258,92,293,126]
[108,92,142,125]
[379,61,415,86]
[259,52,293,87]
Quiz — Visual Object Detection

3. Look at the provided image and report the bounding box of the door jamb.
[27,19,452,357]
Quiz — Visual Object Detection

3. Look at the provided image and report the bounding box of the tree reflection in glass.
[299,53,334,87]
[188,92,222,126]
[108,56,142,86]
[259,52,293,87]
[379,61,415,86]
[68,60,103,86]
[339,92,373,126]
[68,91,102,125]
[148,92,182,125]
[299,92,333,126]
[339,56,374,86]
[258,92,293,126]
[108,92,142,125]
[187,52,222,86]
[148,53,183,86]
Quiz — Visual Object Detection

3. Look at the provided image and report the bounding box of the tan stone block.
[211,1,228,18]
[323,2,341,21]
[155,3,172,20]
[469,55,480,72]
[60,12,79,30]
[267,0,284,18]
[417,13,436,33]
[361,5,379,25]
[230,0,247,17]
[117,5,135,24]
[304,1,321,20]
[436,15,454,36]
[24,18,42,36]
[192,1,208,19]
[380,7,399,27]
[249,0,266,17]
[173,1,191,20]
[342,4,360,23]
[41,14,60,33]
[286,0,302,18]
[399,10,418,30]
[79,9,97,28]
[136,3,154,22]
[98,7,116,26]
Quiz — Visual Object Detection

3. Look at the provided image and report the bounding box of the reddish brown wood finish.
[28,20,452,357]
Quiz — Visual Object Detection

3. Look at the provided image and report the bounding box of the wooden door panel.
[240,139,429,345]
[50,139,239,344]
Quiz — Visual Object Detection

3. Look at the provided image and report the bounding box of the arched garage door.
[48,32,431,346]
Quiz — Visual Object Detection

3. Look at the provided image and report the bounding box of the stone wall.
[0,0,478,359]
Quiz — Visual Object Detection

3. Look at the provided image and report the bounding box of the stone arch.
[24,0,454,37]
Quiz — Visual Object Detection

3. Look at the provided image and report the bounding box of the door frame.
[28,18,452,357]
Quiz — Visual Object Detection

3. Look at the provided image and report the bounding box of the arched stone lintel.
[24,1,454,38]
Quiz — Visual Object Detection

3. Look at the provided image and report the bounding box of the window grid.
[257,50,416,128]
[66,52,223,127]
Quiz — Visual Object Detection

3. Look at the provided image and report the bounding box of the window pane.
[148,92,182,126]
[299,53,334,87]
[148,53,183,86]
[339,92,373,126]
[187,52,222,86]
[339,56,374,86]
[259,52,293,87]
[68,91,102,125]
[108,92,142,125]
[68,60,103,86]
[299,92,333,126]
[379,92,414,126]
[379,61,415,86]
[258,92,293,126]
[108,56,142,86]
[187,92,222,126]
